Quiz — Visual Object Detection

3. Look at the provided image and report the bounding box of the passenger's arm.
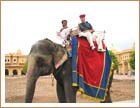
[85,23,95,33]
[57,28,63,37]
[60,28,64,32]
[85,28,95,33]
[77,24,81,34]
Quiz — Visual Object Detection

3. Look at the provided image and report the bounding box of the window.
[13,58,17,63]
[13,70,18,75]
[5,69,9,75]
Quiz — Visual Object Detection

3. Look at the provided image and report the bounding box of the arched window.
[5,69,9,76]
[13,69,18,75]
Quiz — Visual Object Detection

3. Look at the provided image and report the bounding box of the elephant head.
[25,38,68,102]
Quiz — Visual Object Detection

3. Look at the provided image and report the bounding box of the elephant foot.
[100,90,112,103]
[100,100,112,103]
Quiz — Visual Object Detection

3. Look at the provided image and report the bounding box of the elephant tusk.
[55,53,68,69]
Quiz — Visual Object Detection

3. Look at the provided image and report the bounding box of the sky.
[1,1,139,54]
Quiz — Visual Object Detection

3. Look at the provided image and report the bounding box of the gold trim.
[73,71,106,89]
[96,52,106,97]
[72,83,78,87]
[83,81,105,90]
[78,86,106,101]
[72,70,77,72]
[101,61,113,102]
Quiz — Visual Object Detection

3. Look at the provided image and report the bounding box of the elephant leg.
[106,90,112,103]
[55,59,77,103]
[100,90,112,103]
[56,82,66,103]
[62,59,77,103]
[64,82,77,103]
[63,70,77,103]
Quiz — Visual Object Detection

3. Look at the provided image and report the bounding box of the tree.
[109,50,119,71]
[129,51,135,70]
[22,61,28,74]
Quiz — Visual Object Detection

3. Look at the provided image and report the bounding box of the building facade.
[116,49,134,75]
[110,43,135,75]
[5,50,27,76]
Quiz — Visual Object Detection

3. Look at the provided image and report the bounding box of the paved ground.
[113,100,135,103]
[113,74,135,80]
[5,75,135,103]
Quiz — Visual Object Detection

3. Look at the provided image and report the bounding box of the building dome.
[132,42,135,50]
[108,44,119,54]
[16,49,22,55]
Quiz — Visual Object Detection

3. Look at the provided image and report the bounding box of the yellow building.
[110,43,135,75]
[5,50,27,76]
[116,49,134,75]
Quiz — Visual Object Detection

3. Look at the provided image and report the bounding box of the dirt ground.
[5,76,135,103]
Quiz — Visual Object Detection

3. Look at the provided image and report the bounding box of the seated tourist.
[57,20,71,46]
[77,14,105,52]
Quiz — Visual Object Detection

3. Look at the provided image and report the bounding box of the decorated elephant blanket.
[71,36,112,101]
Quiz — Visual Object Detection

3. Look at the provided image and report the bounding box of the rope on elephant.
[50,74,54,86]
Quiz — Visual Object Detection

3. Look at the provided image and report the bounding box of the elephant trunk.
[25,77,37,103]
[25,56,39,103]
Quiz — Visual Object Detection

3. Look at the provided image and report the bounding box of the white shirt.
[57,28,71,40]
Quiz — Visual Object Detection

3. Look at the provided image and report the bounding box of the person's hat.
[79,14,86,18]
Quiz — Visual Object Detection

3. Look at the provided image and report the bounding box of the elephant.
[25,38,113,103]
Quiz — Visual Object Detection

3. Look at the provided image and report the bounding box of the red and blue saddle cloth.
[71,36,112,101]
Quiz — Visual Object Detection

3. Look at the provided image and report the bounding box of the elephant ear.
[53,44,68,69]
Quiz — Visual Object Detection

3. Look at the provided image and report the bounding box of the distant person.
[127,70,131,77]
[77,14,105,51]
[57,20,71,46]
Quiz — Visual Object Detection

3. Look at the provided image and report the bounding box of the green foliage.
[129,51,135,70]
[22,61,28,74]
[109,50,119,71]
